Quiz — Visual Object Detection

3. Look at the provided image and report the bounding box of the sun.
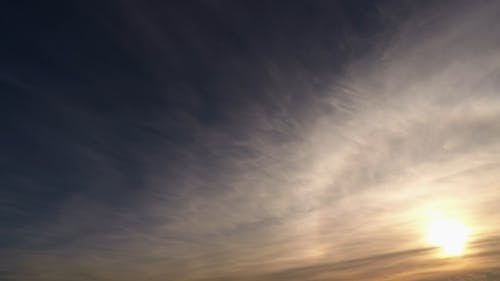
[427,216,470,257]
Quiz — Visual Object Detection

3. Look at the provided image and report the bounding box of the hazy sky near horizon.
[2,1,500,280]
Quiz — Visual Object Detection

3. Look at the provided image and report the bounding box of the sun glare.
[427,217,470,257]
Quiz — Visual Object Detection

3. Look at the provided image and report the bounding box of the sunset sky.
[2,1,500,280]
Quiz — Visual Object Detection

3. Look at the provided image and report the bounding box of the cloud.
[5,1,500,280]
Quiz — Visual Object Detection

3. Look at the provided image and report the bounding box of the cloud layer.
[3,1,500,281]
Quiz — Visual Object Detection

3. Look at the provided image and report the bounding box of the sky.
[2,1,500,280]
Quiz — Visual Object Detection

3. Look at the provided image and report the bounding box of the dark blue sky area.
[1,0,389,231]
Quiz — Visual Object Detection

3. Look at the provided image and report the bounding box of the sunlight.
[427,216,470,257]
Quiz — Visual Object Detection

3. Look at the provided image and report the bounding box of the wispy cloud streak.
[4,1,500,281]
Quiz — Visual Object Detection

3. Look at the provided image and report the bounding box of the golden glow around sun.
[427,216,470,257]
